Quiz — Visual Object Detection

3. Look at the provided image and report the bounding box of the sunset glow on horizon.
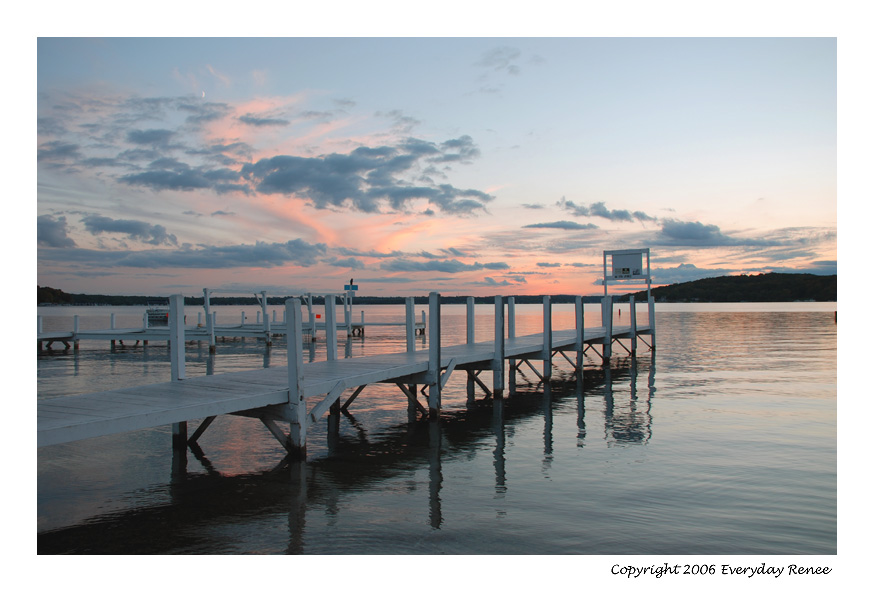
[37,37,836,298]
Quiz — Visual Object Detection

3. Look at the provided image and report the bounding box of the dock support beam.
[427,292,441,420]
[286,298,307,458]
[169,294,187,451]
[507,297,516,395]
[648,295,656,350]
[466,297,475,400]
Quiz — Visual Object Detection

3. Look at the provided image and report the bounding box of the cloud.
[652,263,735,284]
[241,138,494,215]
[380,258,509,274]
[476,46,522,75]
[81,214,178,246]
[126,128,176,147]
[120,162,246,193]
[655,219,783,247]
[557,198,656,222]
[37,215,76,247]
[39,239,327,269]
[523,221,599,230]
[239,114,290,127]
[324,257,366,270]
[37,141,79,163]
[536,262,562,268]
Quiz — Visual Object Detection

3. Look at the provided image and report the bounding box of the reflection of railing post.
[169,294,187,451]
[428,292,441,419]
[493,296,505,397]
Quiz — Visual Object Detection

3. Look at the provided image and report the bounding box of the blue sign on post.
[344,285,358,291]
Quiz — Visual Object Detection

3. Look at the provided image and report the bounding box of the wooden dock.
[37,291,425,350]
[37,292,655,458]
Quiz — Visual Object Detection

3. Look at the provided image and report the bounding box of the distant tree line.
[628,273,836,303]
[38,273,837,307]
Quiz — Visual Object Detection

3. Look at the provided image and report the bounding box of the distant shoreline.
[38,272,836,307]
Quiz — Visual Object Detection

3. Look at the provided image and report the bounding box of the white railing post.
[203,288,215,353]
[648,295,656,350]
[507,296,516,339]
[542,295,552,380]
[428,292,441,419]
[466,296,475,344]
[261,291,271,346]
[73,315,80,350]
[629,295,637,356]
[602,294,613,363]
[405,297,415,352]
[307,293,316,339]
[345,290,353,335]
[575,295,584,371]
[111,313,116,330]
[493,295,505,397]
[285,298,306,457]
[169,294,187,450]
[325,294,337,362]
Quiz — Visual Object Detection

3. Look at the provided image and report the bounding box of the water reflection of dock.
[38,353,654,554]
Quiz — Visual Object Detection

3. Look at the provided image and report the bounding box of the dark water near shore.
[36,303,836,556]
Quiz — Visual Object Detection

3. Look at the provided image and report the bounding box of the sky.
[36,35,837,298]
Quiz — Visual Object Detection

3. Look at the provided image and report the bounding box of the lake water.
[36,302,837,560]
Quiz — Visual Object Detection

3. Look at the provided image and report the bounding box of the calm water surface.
[37,302,836,555]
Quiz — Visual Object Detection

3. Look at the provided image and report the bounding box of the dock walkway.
[38,293,654,457]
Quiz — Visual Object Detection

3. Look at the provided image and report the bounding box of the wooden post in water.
[73,315,80,350]
[326,295,339,416]
[507,297,516,395]
[466,296,476,400]
[629,295,637,356]
[405,297,416,353]
[260,291,271,346]
[493,295,505,398]
[203,288,216,353]
[428,292,441,420]
[602,294,613,364]
[406,296,418,415]
[306,293,316,340]
[325,295,337,362]
[285,298,306,458]
[542,295,553,380]
[110,313,117,348]
[575,296,584,371]
[169,294,187,451]
[648,295,656,350]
